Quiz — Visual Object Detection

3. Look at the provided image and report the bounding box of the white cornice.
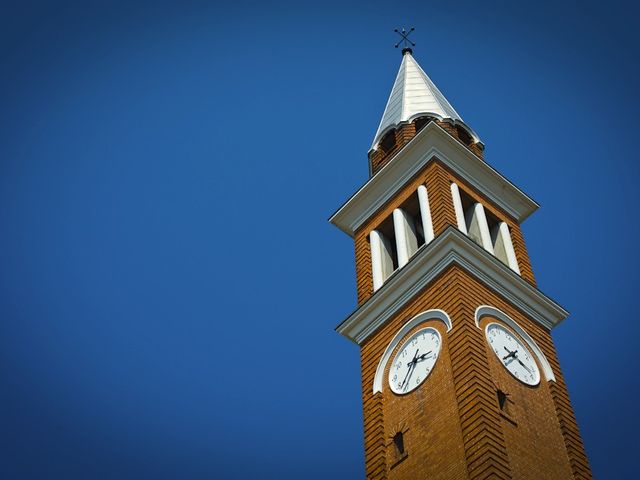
[335,228,568,345]
[329,123,539,237]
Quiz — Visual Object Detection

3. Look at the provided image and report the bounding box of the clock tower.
[330,47,592,479]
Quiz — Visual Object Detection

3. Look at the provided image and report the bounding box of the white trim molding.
[474,202,494,254]
[329,122,539,237]
[498,222,520,274]
[417,185,435,244]
[335,227,568,345]
[370,229,394,291]
[475,305,556,382]
[450,182,467,234]
[393,208,418,268]
[372,309,452,394]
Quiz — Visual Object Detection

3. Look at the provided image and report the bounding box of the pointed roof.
[371,50,475,149]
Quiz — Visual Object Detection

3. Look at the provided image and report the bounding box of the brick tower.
[330,47,592,479]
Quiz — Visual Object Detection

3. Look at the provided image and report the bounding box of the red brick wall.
[350,121,591,478]
[369,119,484,176]
[354,160,535,306]
[359,265,592,479]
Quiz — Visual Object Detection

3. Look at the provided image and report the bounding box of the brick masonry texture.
[354,160,536,306]
[369,118,485,176]
[351,126,591,478]
[359,265,591,479]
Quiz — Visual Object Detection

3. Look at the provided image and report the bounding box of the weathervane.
[394,27,415,54]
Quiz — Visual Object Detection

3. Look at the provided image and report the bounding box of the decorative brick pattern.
[368,118,484,176]
[548,381,592,479]
[424,161,458,236]
[362,391,386,479]
[369,123,417,177]
[447,281,513,480]
[354,161,536,305]
[357,264,592,479]
[360,268,469,480]
[347,110,591,479]
[440,164,537,286]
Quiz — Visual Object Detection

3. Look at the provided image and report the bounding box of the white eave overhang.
[329,122,539,237]
[336,227,568,345]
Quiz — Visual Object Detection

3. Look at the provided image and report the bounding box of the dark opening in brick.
[380,130,396,153]
[393,431,405,455]
[497,389,509,410]
[414,116,433,133]
[456,125,472,145]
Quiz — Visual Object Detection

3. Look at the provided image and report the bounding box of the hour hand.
[502,346,516,360]
[416,351,432,362]
[400,352,418,388]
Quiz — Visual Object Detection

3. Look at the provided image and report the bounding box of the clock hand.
[416,351,433,362]
[400,363,411,387]
[399,361,414,389]
[400,349,420,389]
[502,349,517,360]
[517,358,532,373]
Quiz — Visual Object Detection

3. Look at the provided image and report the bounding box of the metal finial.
[394,27,415,54]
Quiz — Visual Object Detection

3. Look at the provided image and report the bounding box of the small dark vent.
[379,130,397,153]
[456,125,472,145]
[393,431,405,455]
[497,389,509,410]
[414,116,433,133]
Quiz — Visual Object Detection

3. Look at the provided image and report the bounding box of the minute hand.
[503,346,517,360]
[416,351,432,362]
[517,358,532,373]
[400,349,419,389]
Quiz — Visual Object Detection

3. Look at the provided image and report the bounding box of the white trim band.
[450,182,467,234]
[330,122,539,237]
[393,208,418,268]
[370,229,393,291]
[498,222,520,274]
[336,227,568,345]
[417,185,435,244]
[474,202,494,254]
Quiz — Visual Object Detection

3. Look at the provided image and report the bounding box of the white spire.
[371,51,468,149]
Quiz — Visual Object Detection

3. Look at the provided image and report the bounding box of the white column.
[393,209,418,268]
[498,222,521,275]
[370,229,394,291]
[450,182,467,234]
[417,185,435,244]
[473,203,494,254]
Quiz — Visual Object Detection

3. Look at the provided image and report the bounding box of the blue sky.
[1,1,638,478]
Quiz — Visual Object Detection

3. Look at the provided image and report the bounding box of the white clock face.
[388,327,441,394]
[485,323,540,386]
